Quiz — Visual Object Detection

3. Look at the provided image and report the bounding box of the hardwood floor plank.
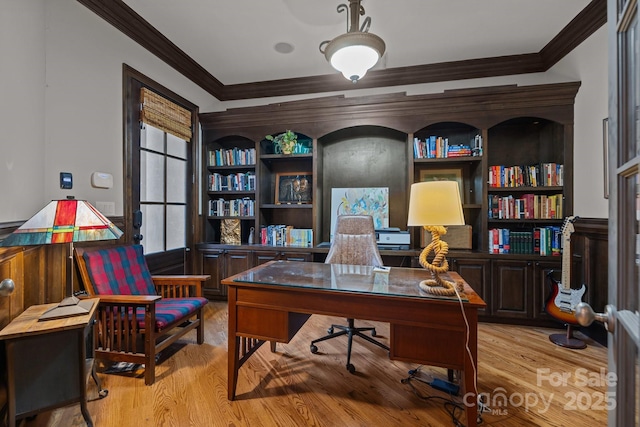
[21,301,608,427]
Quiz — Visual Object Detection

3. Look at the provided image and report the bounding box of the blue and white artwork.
[330,187,389,240]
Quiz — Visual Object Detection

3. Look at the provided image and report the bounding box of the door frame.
[122,64,201,272]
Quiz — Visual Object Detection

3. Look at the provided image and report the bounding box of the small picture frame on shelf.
[275,172,312,204]
[419,168,464,196]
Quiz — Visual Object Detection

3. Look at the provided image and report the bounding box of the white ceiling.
[123,0,591,86]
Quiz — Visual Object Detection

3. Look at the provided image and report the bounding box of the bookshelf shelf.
[261,204,313,209]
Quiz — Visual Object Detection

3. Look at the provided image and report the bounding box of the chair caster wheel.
[310,344,318,354]
[371,329,377,337]
[347,363,356,374]
[327,327,334,334]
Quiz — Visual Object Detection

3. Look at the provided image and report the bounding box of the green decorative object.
[266,130,297,155]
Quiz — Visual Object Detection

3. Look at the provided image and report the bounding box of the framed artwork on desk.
[275,172,312,204]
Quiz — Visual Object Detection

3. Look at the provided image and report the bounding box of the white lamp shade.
[330,44,380,81]
[323,30,385,82]
[407,181,465,226]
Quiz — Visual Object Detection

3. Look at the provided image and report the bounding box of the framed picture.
[419,168,464,195]
[603,118,609,199]
[275,172,312,204]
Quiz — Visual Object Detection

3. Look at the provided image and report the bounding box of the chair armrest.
[94,294,162,304]
[151,275,210,298]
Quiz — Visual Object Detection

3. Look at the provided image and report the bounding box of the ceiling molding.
[77,0,605,102]
[77,0,225,99]
[540,0,607,67]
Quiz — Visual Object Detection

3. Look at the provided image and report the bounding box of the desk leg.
[463,310,479,427]
[228,336,240,400]
[228,288,239,400]
[78,331,94,427]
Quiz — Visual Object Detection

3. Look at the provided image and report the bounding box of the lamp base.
[417,226,463,297]
[38,298,92,321]
[419,278,463,296]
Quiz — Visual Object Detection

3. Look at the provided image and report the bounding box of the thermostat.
[60,172,73,189]
[91,172,113,189]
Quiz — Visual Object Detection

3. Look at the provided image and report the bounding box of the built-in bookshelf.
[199,82,579,323]
[204,136,257,243]
[257,133,315,247]
[486,117,567,255]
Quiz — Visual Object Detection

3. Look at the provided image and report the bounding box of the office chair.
[310,214,390,373]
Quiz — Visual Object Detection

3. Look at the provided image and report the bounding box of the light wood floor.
[24,301,608,427]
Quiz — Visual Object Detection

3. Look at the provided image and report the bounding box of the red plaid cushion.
[139,298,208,330]
[82,245,156,295]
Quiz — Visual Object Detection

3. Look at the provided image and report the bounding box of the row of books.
[488,193,563,220]
[260,225,313,248]
[489,226,562,255]
[208,147,256,167]
[208,198,255,217]
[488,163,564,187]
[208,172,256,192]
[413,134,482,159]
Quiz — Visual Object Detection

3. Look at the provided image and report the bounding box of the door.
[609,0,640,424]
[578,2,640,424]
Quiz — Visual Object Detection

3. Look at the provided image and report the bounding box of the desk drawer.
[390,324,464,369]
[236,306,310,342]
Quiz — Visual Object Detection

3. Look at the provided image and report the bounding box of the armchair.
[310,215,389,373]
[75,244,209,385]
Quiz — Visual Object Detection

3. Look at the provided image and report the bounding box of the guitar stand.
[549,324,586,349]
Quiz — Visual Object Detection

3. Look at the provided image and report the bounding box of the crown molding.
[77,0,605,101]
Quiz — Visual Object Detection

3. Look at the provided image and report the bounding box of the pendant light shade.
[320,0,385,83]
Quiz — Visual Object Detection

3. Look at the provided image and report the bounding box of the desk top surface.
[0,298,99,340]
[223,261,485,306]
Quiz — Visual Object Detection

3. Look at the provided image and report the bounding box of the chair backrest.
[76,244,157,296]
[325,215,383,266]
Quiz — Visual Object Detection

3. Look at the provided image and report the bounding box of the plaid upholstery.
[139,298,208,331]
[83,244,208,331]
[82,245,156,295]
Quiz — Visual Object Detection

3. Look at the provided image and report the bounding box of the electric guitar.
[544,216,587,324]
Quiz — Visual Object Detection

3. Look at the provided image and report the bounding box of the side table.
[0,298,106,427]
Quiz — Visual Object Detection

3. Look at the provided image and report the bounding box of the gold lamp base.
[418,225,463,296]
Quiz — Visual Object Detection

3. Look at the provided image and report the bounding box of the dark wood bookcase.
[197,82,580,326]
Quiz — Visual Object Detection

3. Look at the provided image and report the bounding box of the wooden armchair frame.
[75,245,210,385]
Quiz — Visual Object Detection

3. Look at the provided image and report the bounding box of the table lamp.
[1,196,123,319]
[407,181,465,296]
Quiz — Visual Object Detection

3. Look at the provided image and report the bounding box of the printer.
[375,228,410,249]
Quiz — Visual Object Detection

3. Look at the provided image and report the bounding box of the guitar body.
[544,216,587,326]
[545,275,586,325]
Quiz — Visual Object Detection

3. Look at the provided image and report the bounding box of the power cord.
[401,366,471,426]
[399,285,483,426]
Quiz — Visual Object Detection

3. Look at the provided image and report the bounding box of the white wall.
[0,0,218,222]
[0,0,46,221]
[0,0,608,222]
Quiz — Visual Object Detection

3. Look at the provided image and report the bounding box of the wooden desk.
[0,298,102,427]
[222,261,486,427]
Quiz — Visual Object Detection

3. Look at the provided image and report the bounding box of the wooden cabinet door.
[491,259,533,319]
[253,250,281,266]
[280,251,312,262]
[225,250,252,278]
[532,259,561,320]
[200,250,225,300]
[450,257,490,316]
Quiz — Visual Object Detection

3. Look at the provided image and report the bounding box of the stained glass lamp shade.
[1,198,123,318]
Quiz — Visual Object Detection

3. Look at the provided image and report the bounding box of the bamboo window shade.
[140,87,192,141]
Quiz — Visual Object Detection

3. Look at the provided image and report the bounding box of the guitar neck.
[560,233,571,291]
